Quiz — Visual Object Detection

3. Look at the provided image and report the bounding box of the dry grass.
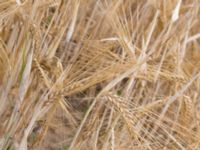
[0,0,200,149]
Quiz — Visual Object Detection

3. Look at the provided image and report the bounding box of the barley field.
[0,0,200,150]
